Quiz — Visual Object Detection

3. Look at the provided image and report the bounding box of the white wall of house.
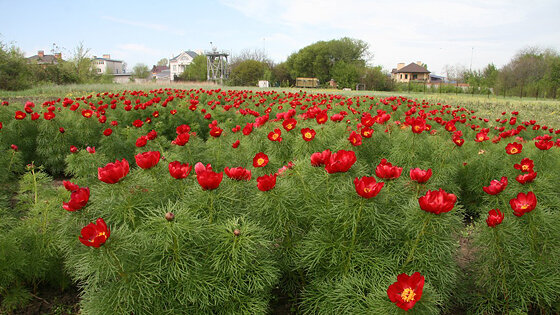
[93,56,124,75]
[169,52,196,80]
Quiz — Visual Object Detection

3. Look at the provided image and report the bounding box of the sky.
[1,0,559,76]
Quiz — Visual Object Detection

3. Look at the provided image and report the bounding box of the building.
[151,65,170,81]
[169,51,199,80]
[391,62,430,83]
[27,50,62,65]
[93,54,125,75]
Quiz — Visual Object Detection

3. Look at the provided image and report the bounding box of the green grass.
[1,83,559,127]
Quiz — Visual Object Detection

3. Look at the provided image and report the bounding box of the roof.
[151,65,169,73]
[93,57,123,63]
[396,63,430,74]
[170,50,199,61]
[27,54,60,64]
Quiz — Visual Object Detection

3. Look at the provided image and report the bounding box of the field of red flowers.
[0,88,559,314]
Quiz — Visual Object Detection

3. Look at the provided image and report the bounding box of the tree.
[229,60,267,86]
[70,42,95,83]
[270,62,292,87]
[362,66,394,91]
[132,63,151,79]
[285,37,370,85]
[157,58,168,66]
[178,55,207,81]
[0,40,32,90]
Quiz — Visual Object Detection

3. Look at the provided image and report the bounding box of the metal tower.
[206,43,229,84]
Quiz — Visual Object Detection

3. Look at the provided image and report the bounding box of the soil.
[9,286,80,315]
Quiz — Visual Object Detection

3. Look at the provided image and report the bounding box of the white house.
[169,51,199,80]
[93,54,125,74]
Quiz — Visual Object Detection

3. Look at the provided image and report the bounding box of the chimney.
[54,53,62,60]
[397,63,405,70]
[416,61,422,66]
[103,54,111,59]
[38,50,44,58]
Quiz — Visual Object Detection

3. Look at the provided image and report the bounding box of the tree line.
[1,37,559,99]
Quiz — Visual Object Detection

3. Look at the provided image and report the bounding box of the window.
[97,68,101,73]
[173,65,177,71]
[405,74,408,79]
[413,74,417,80]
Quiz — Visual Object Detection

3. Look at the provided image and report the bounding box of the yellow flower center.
[401,288,416,302]
[510,148,518,154]
[257,158,265,165]
[286,124,293,129]
[363,187,371,193]
[520,204,529,210]
[522,165,528,171]
[272,134,278,140]
[305,132,312,138]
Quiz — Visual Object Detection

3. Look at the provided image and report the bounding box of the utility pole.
[469,47,474,71]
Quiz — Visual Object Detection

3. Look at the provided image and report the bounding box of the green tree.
[178,55,207,81]
[157,58,168,66]
[362,66,394,91]
[0,41,32,90]
[270,62,292,87]
[132,63,151,79]
[70,42,95,83]
[229,59,267,86]
[285,37,370,84]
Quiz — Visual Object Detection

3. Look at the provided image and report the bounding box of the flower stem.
[493,228,509,309]
[105,245,126,279]
[345,198,365,273]
[403,214,432,269]
[208,190,215,224]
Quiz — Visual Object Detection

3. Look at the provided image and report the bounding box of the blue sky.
[1,0,559,75]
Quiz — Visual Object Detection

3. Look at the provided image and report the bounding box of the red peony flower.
[301,128,316,141]
[253,152,269,168]
[387,272,425,311]
[172,132,190,146]
[98,159,130,184]
[348,131,362,146]
[225,167,252,181]
[176,124,191,134]
[168,161,192,179]
[324,150,356,174]
[409,168,432,183]
[81,109,93,118]
[410,117,426,134]
[482,177,508,195]
[486,209,504,227]
[242,122,254,135]
[452,137,465,147]
[515,171,537,184]
[257,173,277,191]
[79,218,110,248]
[63,187,90,212]
[232,140,240,148]
[514,158,534,173]
[10,144,18,151]
[310,149,332,167]
[194,162,223,190]
[15,111,27,120]
[475,131,489,142]
[63,180,80,191]
[70,145,78,153]
[354,176,384,198]
[505,142,522,155]
[535,139,553,150]
[282,118,297,131]
[86,146,95,154]
[31,112,40,120]
[135,136,148,147]
[44,111,55,120]
[268,128,283,142]
[147,130,157,140]
[375,159,403,180]
[510,191,537,217]
[132,119,144,128]
[59,127,65,133]
[135,151,161,169]
[361,127,374,138]
[103,128,113,136]
[316,111,328,124]
[418,189,457,214]
[209,126,223,138]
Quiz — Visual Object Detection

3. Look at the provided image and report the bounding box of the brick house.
[391,62,430,83]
